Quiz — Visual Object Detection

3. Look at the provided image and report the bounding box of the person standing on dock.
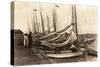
[24,33,29,48]
[28,32,32,47]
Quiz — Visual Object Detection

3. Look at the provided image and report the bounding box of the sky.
[13,1,97,34]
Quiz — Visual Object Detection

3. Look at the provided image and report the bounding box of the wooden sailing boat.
[45,5,83,58]
[32,4,97,58]
[38,5,83,58]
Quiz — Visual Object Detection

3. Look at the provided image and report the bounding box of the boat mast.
[27,16,30,33]
[53,5,57,32]
[47,15,50,34]
[34,9,39,33]
[33,9,36,33]
[52,4,60,32]
[40,5,45,33]
[72,5,79,46]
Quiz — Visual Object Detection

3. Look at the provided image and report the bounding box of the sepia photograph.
[11,1,97,66]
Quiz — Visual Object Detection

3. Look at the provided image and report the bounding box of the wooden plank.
[42,50,72,54]
[46,51,83,58]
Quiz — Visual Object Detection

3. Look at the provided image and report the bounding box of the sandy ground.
[13,34,97,66]
[14,44,97,66]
